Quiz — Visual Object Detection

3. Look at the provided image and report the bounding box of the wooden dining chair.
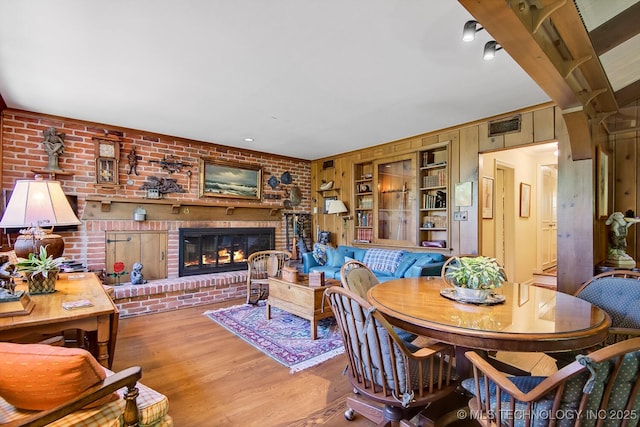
[339,260,379,299]
[324,286,456,426]
[245,250,293,304]
[462,337,640,427]
[340,260,455,353]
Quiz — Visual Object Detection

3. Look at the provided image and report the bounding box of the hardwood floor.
[112,298,378,426]
[113,298,556,426]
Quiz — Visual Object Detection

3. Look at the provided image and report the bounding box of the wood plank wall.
[311,103,614,293]
[612,132,640,262]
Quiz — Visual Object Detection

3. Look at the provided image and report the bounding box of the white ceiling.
[0,1,551,160]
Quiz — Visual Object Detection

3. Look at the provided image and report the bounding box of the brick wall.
[1,109,312,278]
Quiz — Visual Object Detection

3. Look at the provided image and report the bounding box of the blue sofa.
[302,244,446,282]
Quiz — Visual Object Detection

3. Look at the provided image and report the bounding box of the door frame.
[494,161,516,281]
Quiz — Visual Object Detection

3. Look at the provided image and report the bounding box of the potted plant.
[444,256,505,302]
[15,245,64,294]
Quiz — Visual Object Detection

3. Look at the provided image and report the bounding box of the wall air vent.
[322,160,334,169]
[488,114,521,137]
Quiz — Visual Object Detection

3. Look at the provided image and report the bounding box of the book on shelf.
[422,170,447,187]
[422,152,447,168]
[356,228,373,242]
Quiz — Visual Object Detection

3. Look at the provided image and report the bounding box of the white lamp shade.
[327,200,348,215]
[0,179,81,228]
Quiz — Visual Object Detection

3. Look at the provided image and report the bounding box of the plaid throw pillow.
[363,249,404,274]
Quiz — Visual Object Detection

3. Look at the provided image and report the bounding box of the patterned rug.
[204,302,344,373]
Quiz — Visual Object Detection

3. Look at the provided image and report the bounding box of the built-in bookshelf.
[419,143,449,249]
[354,162,374,243]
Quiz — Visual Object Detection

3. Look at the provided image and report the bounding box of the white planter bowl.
[453,285,492,302]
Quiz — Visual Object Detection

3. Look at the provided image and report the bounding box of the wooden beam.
[590,2,640,56]
[616,79,640,109]
[547,0,619,114]
[531,0,566,34]
[561,108,592,160]
[83,196,282,221]
[458,0,579,110]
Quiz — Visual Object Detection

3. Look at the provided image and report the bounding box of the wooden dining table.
[368,277,611,375]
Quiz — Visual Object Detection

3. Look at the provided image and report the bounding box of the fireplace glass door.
[179,228,275,276]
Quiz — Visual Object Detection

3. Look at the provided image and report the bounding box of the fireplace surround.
[178,227,275,276]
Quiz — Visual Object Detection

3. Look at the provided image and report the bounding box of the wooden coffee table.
[267,276,339,339]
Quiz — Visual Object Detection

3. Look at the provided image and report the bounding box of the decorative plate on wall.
[267,175,280,189]
[281,171,292,184]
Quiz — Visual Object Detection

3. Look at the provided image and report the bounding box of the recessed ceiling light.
[244,138,254,142]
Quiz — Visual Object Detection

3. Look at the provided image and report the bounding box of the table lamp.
[0,177,81,259]
[327,200,348,216]
[327,199,352,224]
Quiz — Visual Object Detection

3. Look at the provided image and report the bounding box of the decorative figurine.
[318,231,331,245]
[148,155,190,174]
[42,127,66,171]
[140,176,185,196]
[130,262,147,285]
[0,255,16,295]
[605,211,640,268]
[127,146,140,175]
[435,190,447,208]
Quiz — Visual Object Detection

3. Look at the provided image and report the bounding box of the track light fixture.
[462,20,484,42]
[483,40,502,60]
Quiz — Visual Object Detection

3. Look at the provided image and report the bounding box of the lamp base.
[14,234,64,259]
[0,291,35,317]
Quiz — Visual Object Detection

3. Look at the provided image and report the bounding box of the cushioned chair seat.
[576,276,640,330]
[0,369,173,427]
[461,376,584,427]
[463,339,640,427]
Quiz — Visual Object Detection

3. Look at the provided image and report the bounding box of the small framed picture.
[482,177,493,219]
[518,283,530,306]
[323,196,337,214]
[358,183,371,193]
[520,183,531,218]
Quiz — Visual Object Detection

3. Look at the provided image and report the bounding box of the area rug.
[204,302,344,373]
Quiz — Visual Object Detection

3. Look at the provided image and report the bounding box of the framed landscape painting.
[199,158,262,200]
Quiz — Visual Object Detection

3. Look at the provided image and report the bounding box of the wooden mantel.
[82,196,283,221]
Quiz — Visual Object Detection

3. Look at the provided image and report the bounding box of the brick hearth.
[111,271,248,318]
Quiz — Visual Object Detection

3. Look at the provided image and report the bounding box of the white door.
[494,163,515,281]
[540,165,558,270]
[495,169,505,267]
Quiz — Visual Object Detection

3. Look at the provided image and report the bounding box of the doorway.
[538,164,558,272]
[494,163,516,281]
[480,142,558,284]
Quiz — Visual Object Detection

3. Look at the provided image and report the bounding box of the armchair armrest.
[302,252,319,274]
[609,327,640,342]
[418,261,445,277]
[7,366,142,427]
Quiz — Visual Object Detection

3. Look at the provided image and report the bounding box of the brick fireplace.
[1,110,312,317]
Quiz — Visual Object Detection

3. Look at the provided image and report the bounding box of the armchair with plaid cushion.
[0,342,172,427]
